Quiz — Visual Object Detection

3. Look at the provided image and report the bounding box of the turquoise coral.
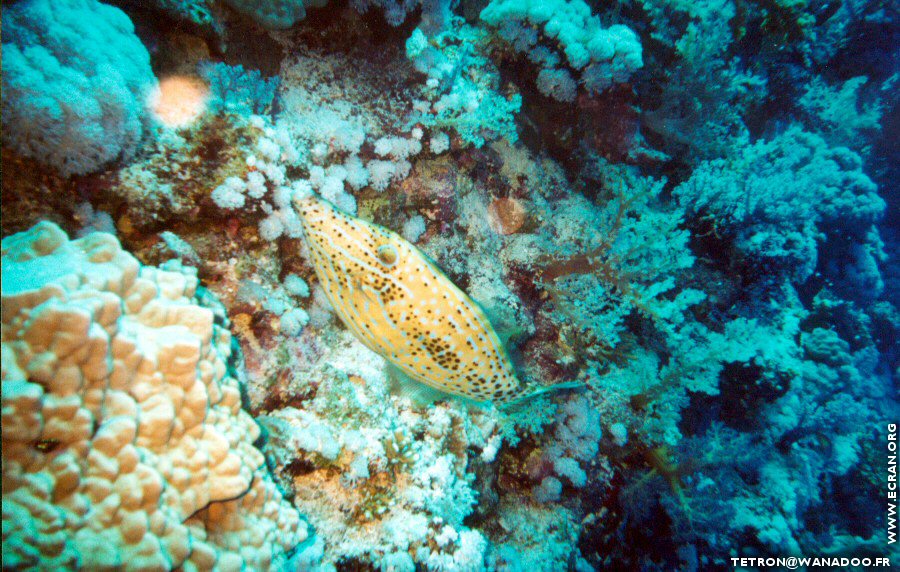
[1,0,155,175]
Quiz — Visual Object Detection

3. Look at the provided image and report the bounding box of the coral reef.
[480,0,643,100]
[675,125,886,289]
[259,327,497,570]
[406,17,523,148]
[223,0,326,30]
[1,0,896,569]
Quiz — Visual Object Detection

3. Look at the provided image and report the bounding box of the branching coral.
[532,161,699,358]
[675,125,886,292]
[639,0,766,160]
[407,18,522,147]
[798,76,883,153]
[659,291,899,556]
[201,62,282,117]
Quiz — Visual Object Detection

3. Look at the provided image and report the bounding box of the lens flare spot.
[149,75,209,128]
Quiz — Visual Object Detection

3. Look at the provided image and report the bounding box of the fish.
[293,193,577,405]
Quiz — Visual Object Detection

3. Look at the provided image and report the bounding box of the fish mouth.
[291,193,321,213]
[292,195,334,229]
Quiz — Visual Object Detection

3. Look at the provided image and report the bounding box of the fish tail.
[499,380,584,409]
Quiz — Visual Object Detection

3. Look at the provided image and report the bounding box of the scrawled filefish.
[293,193,574,405]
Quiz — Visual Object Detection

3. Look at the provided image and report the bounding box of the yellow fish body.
[293,194,529,404]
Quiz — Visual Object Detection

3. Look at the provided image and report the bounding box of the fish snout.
[292,194,319,214]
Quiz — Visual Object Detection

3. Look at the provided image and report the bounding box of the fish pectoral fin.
[358,283,384,305]
[347,274,378,303]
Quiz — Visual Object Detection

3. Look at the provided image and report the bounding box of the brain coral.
[1,222,306,570]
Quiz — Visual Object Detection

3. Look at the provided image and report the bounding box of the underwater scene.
[1,0,897,570]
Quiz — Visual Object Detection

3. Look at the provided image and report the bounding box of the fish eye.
[376,244,398,267]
